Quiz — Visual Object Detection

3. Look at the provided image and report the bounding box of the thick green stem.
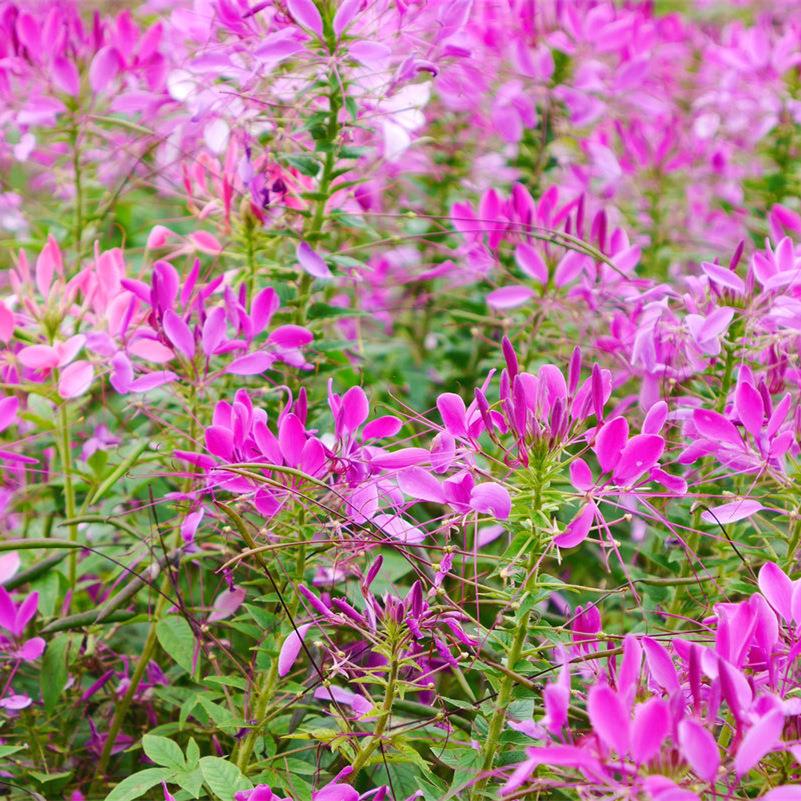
[349,652,399,775]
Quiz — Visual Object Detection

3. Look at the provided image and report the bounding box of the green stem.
[90,610,162,792]
[349,652,399,775]
[294,82,342,325]
[58,404,79,596]
[234,660,279,771]
[71,122,83,259]
[473,608,531,798]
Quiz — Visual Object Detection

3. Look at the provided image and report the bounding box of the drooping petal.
[554,502,596,548]
[277,623,311,677]
[208,587,246,622]
[700,500,763,525]
[297,241,331,279]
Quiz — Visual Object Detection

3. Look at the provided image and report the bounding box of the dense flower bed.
[2,0,801,799]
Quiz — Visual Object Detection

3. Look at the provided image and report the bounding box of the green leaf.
[103,768,169,801]
[283,154,319,177]
[196,695,243,735]
[156,616,196,674]
[142,734,185,770]
[41,632,71,711]
[168,767,203,798]
[185,737,200,769]
[0,744,24,758]
[199,757,252,801]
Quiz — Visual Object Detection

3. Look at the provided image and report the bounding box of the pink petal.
[693,409,742,446]
[554,251,588,287]
[0,694,31,710]
[333,0,361,36]
[701,500,763,525]
[0,552,20,584]
[208,587,246,622]
[362,415,402,440]
[251,287,280,333]
[18,344,59,370]
[58,360,94,399]
[279,413,306,467]
[399,467,445,503]
[761,787,801,800]
[587,684,630,754]
[0,396,19,432]
[437,393,467,437]
[642,401,668,435]
[758,562,793,621]
[129,372,177,392]
[297,241,331,279]
[372,513,425,544]
[287,0,323,36]
[17,636,45,661]
[487,285,535,309]
[226,352,275,375]
[594,416,629,473]
[515,243,548,283]
[338,386,369,436]
[205,426,234,461]
[202,307,227,356]
[189,231,223,254]
[278,623,311,676]
[569,458,594,492]
[269,325,313,349]
[89,46,122,92]
[678,719,719,782]
[470,482,511,519]
[554,502,596,548]
[701,262,745,294]
[734,709,784,776]
[163,310,195,359]
[735,381,764,437]
[630,698,669,764]
[642,637,679,693]
[612,434,664,484]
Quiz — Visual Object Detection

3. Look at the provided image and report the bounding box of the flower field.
[2,0,801,799]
